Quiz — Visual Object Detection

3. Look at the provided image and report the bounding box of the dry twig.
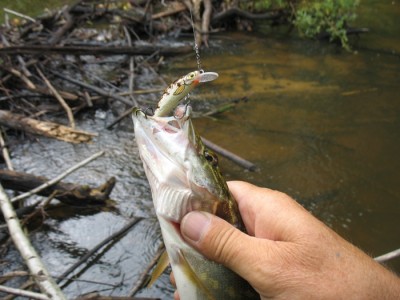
[0,184,66,299]
[11,150,105,203]
[0,285,50,300]
[36,67,76,128]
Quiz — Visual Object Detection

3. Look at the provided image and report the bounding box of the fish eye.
[189,72,195,78]
[204,150,218,167]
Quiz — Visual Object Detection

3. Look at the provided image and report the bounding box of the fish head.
[132,106,238,226]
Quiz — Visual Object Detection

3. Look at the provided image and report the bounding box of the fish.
[132,102,259,299]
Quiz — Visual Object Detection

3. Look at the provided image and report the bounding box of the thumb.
[180,211,262,280]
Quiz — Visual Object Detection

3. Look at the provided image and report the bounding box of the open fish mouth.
[132,106,208,223]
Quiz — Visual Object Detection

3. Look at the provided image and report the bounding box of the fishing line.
[189,7,203,73]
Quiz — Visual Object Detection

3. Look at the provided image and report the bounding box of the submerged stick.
[56,217,143,285]
[374,248,400,263]
[11,150,105,203]
[0,184,66,299]
[201,137,257,171]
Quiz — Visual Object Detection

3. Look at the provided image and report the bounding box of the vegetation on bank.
[238,0,361,50]
[2,0,362,50]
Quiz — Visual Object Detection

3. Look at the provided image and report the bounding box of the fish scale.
[132,99,259,299]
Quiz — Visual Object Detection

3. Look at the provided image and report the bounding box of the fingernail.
[181,211,211,242]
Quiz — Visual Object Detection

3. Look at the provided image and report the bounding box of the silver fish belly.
[133,106,259,299]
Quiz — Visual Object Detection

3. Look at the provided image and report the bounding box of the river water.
[1,1,399,299]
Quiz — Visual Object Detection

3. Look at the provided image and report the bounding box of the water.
[1,0,399,298]
[164,0,400,273]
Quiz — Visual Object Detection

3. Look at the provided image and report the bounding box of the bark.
[0,110,96,143]
[0,184,67,299]
[0,169,115,205]
[0,44,192,57]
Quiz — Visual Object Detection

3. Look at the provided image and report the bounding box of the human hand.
[175,181,400,299]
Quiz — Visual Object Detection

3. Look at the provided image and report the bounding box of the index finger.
[227,181,314,241]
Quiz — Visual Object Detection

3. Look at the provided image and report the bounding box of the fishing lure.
[154,70,218,117]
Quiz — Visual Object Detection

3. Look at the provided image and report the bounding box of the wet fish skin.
[132,106,259,299]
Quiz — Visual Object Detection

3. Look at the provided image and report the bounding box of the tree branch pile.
[0,1,275,298]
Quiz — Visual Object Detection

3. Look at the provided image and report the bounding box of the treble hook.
[174,101,191,120]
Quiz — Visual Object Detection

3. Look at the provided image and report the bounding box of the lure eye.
[189,72,195,78]
[204,150,218,167]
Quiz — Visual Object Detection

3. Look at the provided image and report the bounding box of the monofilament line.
[189,7,203,73]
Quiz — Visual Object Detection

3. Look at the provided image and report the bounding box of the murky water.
[1,0,399,298]
[162,0,400,274]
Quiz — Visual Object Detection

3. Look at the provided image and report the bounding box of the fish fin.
[147,250,170,288]
[178,249,214,300]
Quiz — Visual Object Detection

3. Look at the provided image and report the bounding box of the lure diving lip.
[199,71,219,83]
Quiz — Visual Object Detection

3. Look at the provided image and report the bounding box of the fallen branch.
[0,128,13,171]
[0,110,97,143]
[36,67,76,128]
[201,137,257,171]
[11,150,105,203]
[0,285,50,300]
[3,8,36,22]
[56,217,143,285]
[0,169,114,205]
[48,8,76,46]
[0,44,192,56]
[0,271,29,284]
[0,184,66,299]
[50,71,134,107]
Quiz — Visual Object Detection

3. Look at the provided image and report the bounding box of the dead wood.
[50,71,134,107]
[0,110,96,143]
[211,7,284,26]
[201,137,257,171]
[48,10,75,46]
[0,44,192,57]
[56,217,143,286]
[152,1,186,19]
[0,169,115,205]
[76,294,159,300]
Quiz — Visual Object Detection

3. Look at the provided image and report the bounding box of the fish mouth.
[132,107,197,223]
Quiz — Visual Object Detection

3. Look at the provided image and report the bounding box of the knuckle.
[208,225,239,265]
